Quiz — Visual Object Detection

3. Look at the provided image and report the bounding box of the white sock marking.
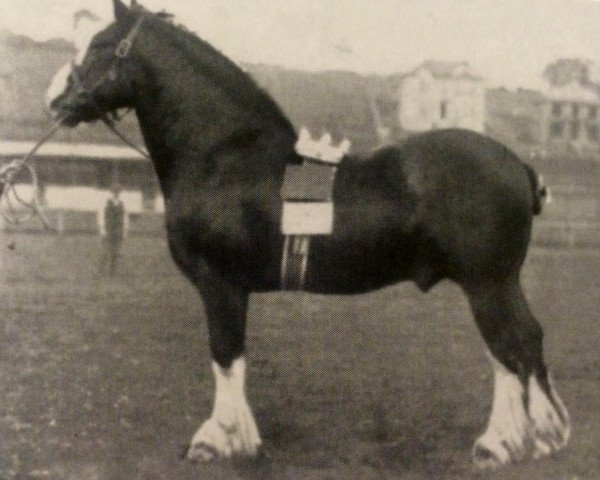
[474,353,570,468]
[188,357,261,460]
[528,373,570,454]
[474,355,528,466]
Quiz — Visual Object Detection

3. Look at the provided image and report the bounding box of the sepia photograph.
[0,1,598,478]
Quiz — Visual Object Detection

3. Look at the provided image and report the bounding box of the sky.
[2,0,600,89]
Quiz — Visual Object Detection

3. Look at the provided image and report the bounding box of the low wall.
[128,212,165,237]
[531,180,600,248]
[1,210,165,237]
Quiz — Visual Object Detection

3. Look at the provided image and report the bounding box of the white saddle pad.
[281,201,333,235]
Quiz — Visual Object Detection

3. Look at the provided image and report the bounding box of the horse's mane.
[140,9,296,134]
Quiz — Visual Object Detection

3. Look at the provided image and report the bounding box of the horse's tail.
[523,162,550,216]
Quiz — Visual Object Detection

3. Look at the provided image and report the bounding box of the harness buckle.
[115,39,133,59]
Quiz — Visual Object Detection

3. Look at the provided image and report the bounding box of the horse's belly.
[301,230,414,294]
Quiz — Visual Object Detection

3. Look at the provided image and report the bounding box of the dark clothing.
[104,198,125,241]
[99,197,126,276]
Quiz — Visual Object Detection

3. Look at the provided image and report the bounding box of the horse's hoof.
[186,442,219,462]
[186,416,261,462]
[472,439,511,470]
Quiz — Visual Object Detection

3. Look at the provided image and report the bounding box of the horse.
[47,0,570,469]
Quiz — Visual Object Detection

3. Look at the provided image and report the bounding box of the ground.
[0,233,598,480]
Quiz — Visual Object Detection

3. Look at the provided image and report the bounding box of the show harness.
[280,129,350,290]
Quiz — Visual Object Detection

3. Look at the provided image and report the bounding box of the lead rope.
[101,115,150,159]
[1,122,64,231]
[1,113,149,232]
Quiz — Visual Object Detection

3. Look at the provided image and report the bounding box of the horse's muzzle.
[49,93,98,127]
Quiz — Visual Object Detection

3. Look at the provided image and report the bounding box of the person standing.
[98,183,127,277]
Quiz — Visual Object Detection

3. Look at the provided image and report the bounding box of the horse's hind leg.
[465,276,570,469]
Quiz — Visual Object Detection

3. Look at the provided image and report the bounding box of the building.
[0,138,165,234]
[540,59,600,156]
[485,87,546,153]
[542,82,600,155]
[395,61,485,133]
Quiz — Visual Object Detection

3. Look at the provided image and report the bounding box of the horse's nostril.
[48,95,66,113]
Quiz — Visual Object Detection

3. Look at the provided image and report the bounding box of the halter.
[68,14,150,159]
[70,14,145,98]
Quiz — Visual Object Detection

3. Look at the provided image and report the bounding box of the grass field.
[0,233,598,480]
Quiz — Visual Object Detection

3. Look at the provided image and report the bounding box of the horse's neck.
[133,62,295,197]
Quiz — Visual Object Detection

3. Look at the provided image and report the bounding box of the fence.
[0,210,165,237]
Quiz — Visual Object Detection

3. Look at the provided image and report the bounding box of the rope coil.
[0,122,63,231]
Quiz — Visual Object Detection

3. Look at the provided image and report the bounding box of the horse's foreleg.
[465,278,570,469]
[186,276,261,462]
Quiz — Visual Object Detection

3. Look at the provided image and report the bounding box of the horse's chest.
[166,192,280,279]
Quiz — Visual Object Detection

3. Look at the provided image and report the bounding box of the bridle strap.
[115,15,145,58]
[67,14,150,159]
[101,116,150,159]
[70,14,146,100]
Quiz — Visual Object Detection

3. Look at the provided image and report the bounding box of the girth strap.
[280,235,311,290]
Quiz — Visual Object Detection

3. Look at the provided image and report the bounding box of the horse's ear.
[113,0,130,22]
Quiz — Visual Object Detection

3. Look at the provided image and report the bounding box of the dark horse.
[48,0,570,469]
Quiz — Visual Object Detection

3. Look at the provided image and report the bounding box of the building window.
[589,106,598,120]
[570,120,580,139]
[551,102,562,117]
[572,103,580,118]
[549,121,564,137]
[587,124,599,142]
[440,101,448,119]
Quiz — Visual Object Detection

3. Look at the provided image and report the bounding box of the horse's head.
[47,1,145,126]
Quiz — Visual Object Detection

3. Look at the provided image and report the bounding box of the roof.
[409,60,484,81]
[544,81,600,104]
[0,140,147,161]
[487,87,546,105]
